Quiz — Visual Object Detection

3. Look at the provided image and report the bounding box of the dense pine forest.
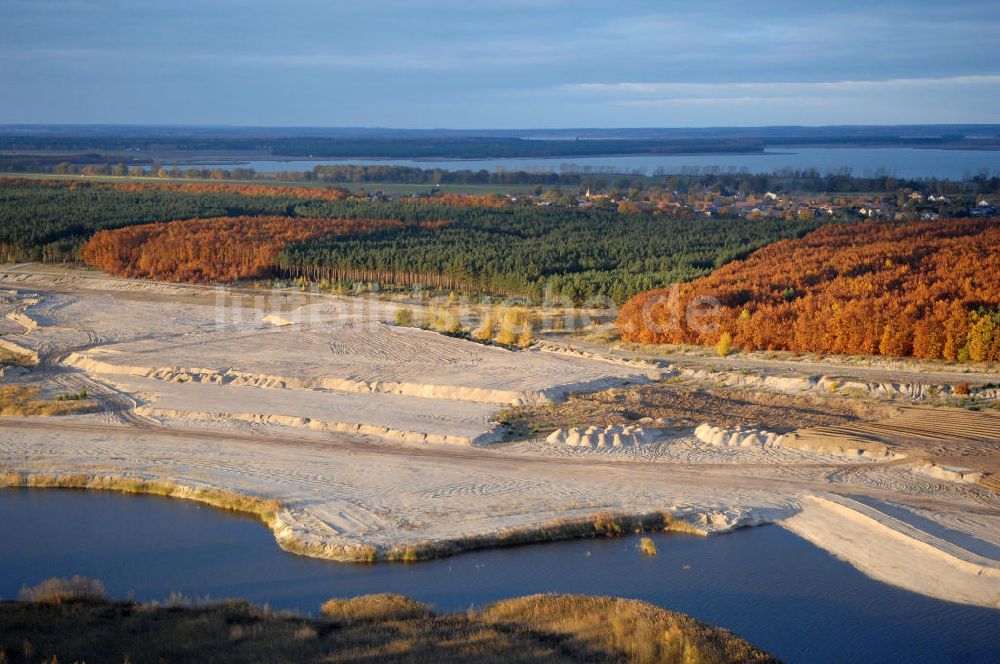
[617,218,1000,360]
[279,200,819,302]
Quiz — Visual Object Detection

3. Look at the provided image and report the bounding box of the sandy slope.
[782,495,1000,607]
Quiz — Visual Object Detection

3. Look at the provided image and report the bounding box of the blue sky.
[1,0,998,127]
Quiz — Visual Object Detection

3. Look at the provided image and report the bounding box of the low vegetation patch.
[320,594,432,623]
[0,385,99,416]
[498,381,878,440]
[0,347,36,367]
[18,576,106,604]
[0,582,777,663]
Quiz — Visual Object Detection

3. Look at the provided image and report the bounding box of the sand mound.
[546,424,656,448]
[694,423,783,448]
[262,314,294,327]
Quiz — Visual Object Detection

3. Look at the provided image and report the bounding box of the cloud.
[550,76,1000,109]
[563,75,1000,96]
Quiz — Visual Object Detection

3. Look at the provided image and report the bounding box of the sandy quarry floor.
[1,265,999,609]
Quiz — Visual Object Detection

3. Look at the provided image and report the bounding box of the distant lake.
[2,489,998,664]
[185,147,1000,180]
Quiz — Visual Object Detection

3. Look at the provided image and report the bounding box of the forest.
[82,216,404,283]
[0,179,315,262]
[617,218,1000,361]
[0,178,819,302]
[278,201,820,302]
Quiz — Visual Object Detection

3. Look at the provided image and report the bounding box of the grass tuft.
[18,577,106,604]
[320,594,432,623]
[0,385,100,416]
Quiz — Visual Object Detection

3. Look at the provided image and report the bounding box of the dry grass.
[0,471,280,527]
[640,537,658,557]
[0,347,36,367]
[478,595,778,664]
[17,576,106,604]
[320,594,432,622]
[0,385,99,417]
[0,585,777,663]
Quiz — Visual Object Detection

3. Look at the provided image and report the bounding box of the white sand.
[67,321,661,405]
[1,267,998,607]
[782,495,1000,607]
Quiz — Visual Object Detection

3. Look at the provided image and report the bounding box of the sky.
[1,0,999,128]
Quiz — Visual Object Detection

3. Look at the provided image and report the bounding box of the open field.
[1,265,999,609]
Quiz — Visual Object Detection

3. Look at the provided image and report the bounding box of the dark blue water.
[185,147,1000,180]
[1,489,997,663]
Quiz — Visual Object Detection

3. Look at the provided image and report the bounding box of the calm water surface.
[1,489,998,663]
[186,147,1000,180]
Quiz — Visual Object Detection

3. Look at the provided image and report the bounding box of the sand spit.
[782,495,1000,608]
[0,419,809,562]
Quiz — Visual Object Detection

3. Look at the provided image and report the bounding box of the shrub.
[472,309,497,342]
[954,382,971,395]
[394,307,414,327]
[320,594,432,623]
[715,331,732,357]
[592,512,624,537]
[19,576,106,603]
[517,319,534,348]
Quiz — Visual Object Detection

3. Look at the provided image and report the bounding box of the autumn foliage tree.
[617,218,1000,361]
[81,216,401,283]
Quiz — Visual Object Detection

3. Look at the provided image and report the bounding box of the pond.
[1,488,997,663]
